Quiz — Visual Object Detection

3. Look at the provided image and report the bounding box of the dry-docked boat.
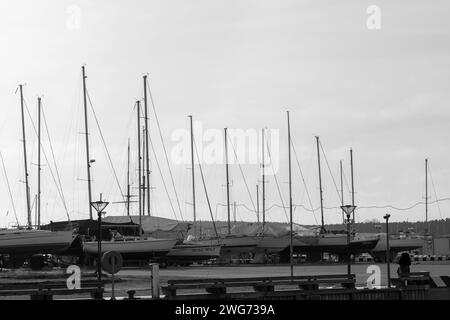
[188,233,260,262]
[166,238,221,263]
[251,235,290,263]
[293,229,379,254]
[219,234,260,255]
[0,228,77,255]
[226,224,290,262]
[82,233,177,260]
[365,232,425,261]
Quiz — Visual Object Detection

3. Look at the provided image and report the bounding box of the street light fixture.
[341,205,356,275]
[90,194,109,282]
[383,213,391,288]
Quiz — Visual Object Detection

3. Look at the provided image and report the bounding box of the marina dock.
[1,262,449,300]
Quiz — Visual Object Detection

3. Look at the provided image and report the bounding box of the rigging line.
[41,105,70,218]
[146,80,183,221]
[263,130,289,222]
[318,140,343,206]
[356,198,450,210]
[148,134,178,220]
[193,137,218,237]
[267,198,450,212]
[86,91,125,203]
[0,152,20,226]
[427,162,443,220]
[342,165,352,195]
[217,202,339,214]
[290,137,319,225]
[226,134,257,214]
[23,99,71,221]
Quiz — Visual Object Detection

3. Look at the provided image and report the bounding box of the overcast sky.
[0,0,449,228]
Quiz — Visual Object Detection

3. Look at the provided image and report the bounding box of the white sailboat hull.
[82,237,177,260]
[0,229,76,255]
[167,242,221,260]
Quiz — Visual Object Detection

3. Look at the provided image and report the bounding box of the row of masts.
[185,112,431,237]
[81,67,153,225]
[15,67,154,230]
[14,67,432,232]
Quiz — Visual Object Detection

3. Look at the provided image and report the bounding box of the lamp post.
[384,213,391,288]
[90,194,109,282]
[341,205,356,275]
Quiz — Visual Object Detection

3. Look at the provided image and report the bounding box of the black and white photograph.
[0,0,449,314]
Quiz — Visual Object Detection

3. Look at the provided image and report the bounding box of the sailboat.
[219,127,261,259]
[0,228,77,256]
[292,138,378,261]
[251,126,290,263]
[82,232,177,259]
[78,70,177,260]
[0,87,76,268]
[182,118,259,262]
[166,237,221,265]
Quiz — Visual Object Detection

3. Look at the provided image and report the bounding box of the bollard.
[150,263,160,299]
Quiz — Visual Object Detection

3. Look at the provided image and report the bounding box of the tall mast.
[37,97,42,229]
[34,194,38,228]
[141,126,146,220]
[350,148,355,227]
[136,101,142,227]
[316,136,325,232]
[425,158,428,233]
[262,128,266,232]
[287,111,293,278]
[340,160,344,225]
[81,66,93,220]
[143,75,151,216]
[189,116,196,235]
[19,84,32,229]
[126,138,130,216]
[256,184,260,223]
[224,128,231,235]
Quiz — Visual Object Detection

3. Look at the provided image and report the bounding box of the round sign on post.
[102,251,123,274]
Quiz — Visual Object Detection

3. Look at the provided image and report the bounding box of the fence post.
[150,263,160,299]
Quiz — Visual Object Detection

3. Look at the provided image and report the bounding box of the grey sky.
[1,0,449,228]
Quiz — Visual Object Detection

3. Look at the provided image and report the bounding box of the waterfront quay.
[1,262,449,300]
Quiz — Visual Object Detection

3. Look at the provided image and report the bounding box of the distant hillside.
[325,218,450,236]
[189,218,450,237]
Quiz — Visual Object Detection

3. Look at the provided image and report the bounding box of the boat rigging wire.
[23,99,71,221]
[41,105,71,219]
[193,136,218,237]
[86,90,126,207]
[318,140,344,206]
[263,130,289,223]
[214,197,450,216]
[148,134,179,220]
[427,162,443,220]
[290,137,319,225]
[146,80,184,221]
[341,163,352,197]
[0,152,20,226]
[226,133,257,214]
